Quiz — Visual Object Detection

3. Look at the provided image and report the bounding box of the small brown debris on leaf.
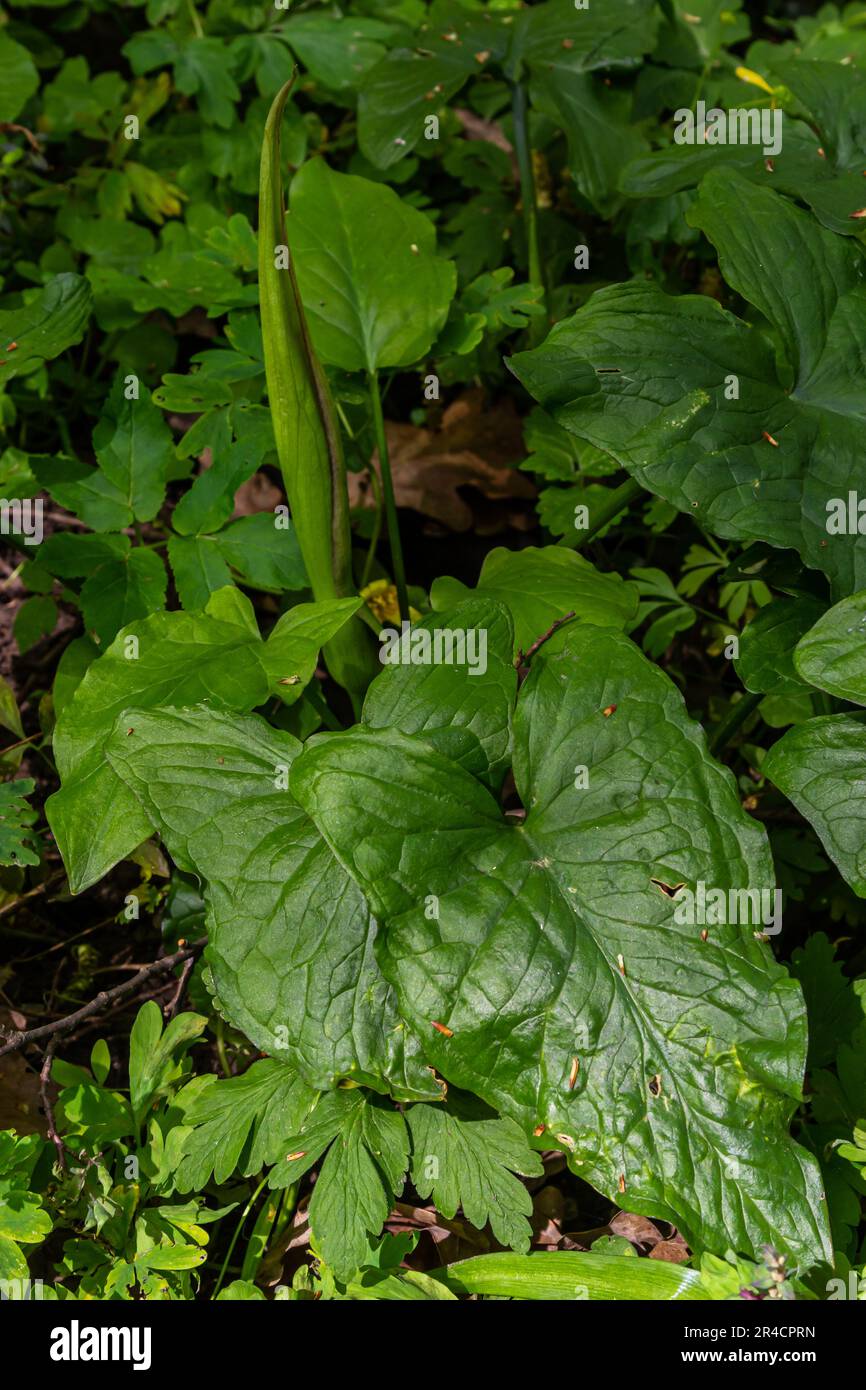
[649,1074,662,1097]
[618,1173,627,1194]
[651,877,685,899]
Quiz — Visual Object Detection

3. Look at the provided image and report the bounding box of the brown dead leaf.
[349,389,535,535]
[0,1009,50,1136]
[233,472,283,518]
[609,1210,666,1249]
[648,1235,691,1264]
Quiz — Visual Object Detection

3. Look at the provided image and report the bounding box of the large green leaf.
[622,61,866,238]
[0,32,38,123]
[764,715,866,898]
[363,597,516,791]
[46,589,361,892]
[430,546,638,654]
[511,168,866,597]
[794,589,866,705]
[292,625,830,1264]
[356,2,510,170]
[289,158,455,373]
[104,705,439,1101]
[0,275,92,391]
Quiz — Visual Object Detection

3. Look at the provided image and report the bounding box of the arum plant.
[258,79,375,707]
[260,80,456,640]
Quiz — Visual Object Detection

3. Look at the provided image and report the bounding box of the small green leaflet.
[267,1089,409,1277]
[0,32,39,123]
[0,778,39,867]
[407,1091,543,1252]
[128,1001,207,1128]
[174,1060,318,1191]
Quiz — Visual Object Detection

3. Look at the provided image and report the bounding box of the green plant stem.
[511,80,545,345]
[708,690,763,757]
[212,1174,268,1299]
[186,0,204,38]
[559,476,645,549]
[214,1018,232,1080]
[367,368,409,622]
[360,467,384,590]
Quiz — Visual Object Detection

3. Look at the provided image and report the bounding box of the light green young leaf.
[289,158,456,373]
[129,1001,207,1126]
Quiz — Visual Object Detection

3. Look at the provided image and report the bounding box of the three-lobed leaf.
[291,623,830,1264]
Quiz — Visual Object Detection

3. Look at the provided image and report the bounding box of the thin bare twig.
[165,957,195,1020]
[41,1037,66,1173]
[515,611,576,685]
[0,936,207,1059]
